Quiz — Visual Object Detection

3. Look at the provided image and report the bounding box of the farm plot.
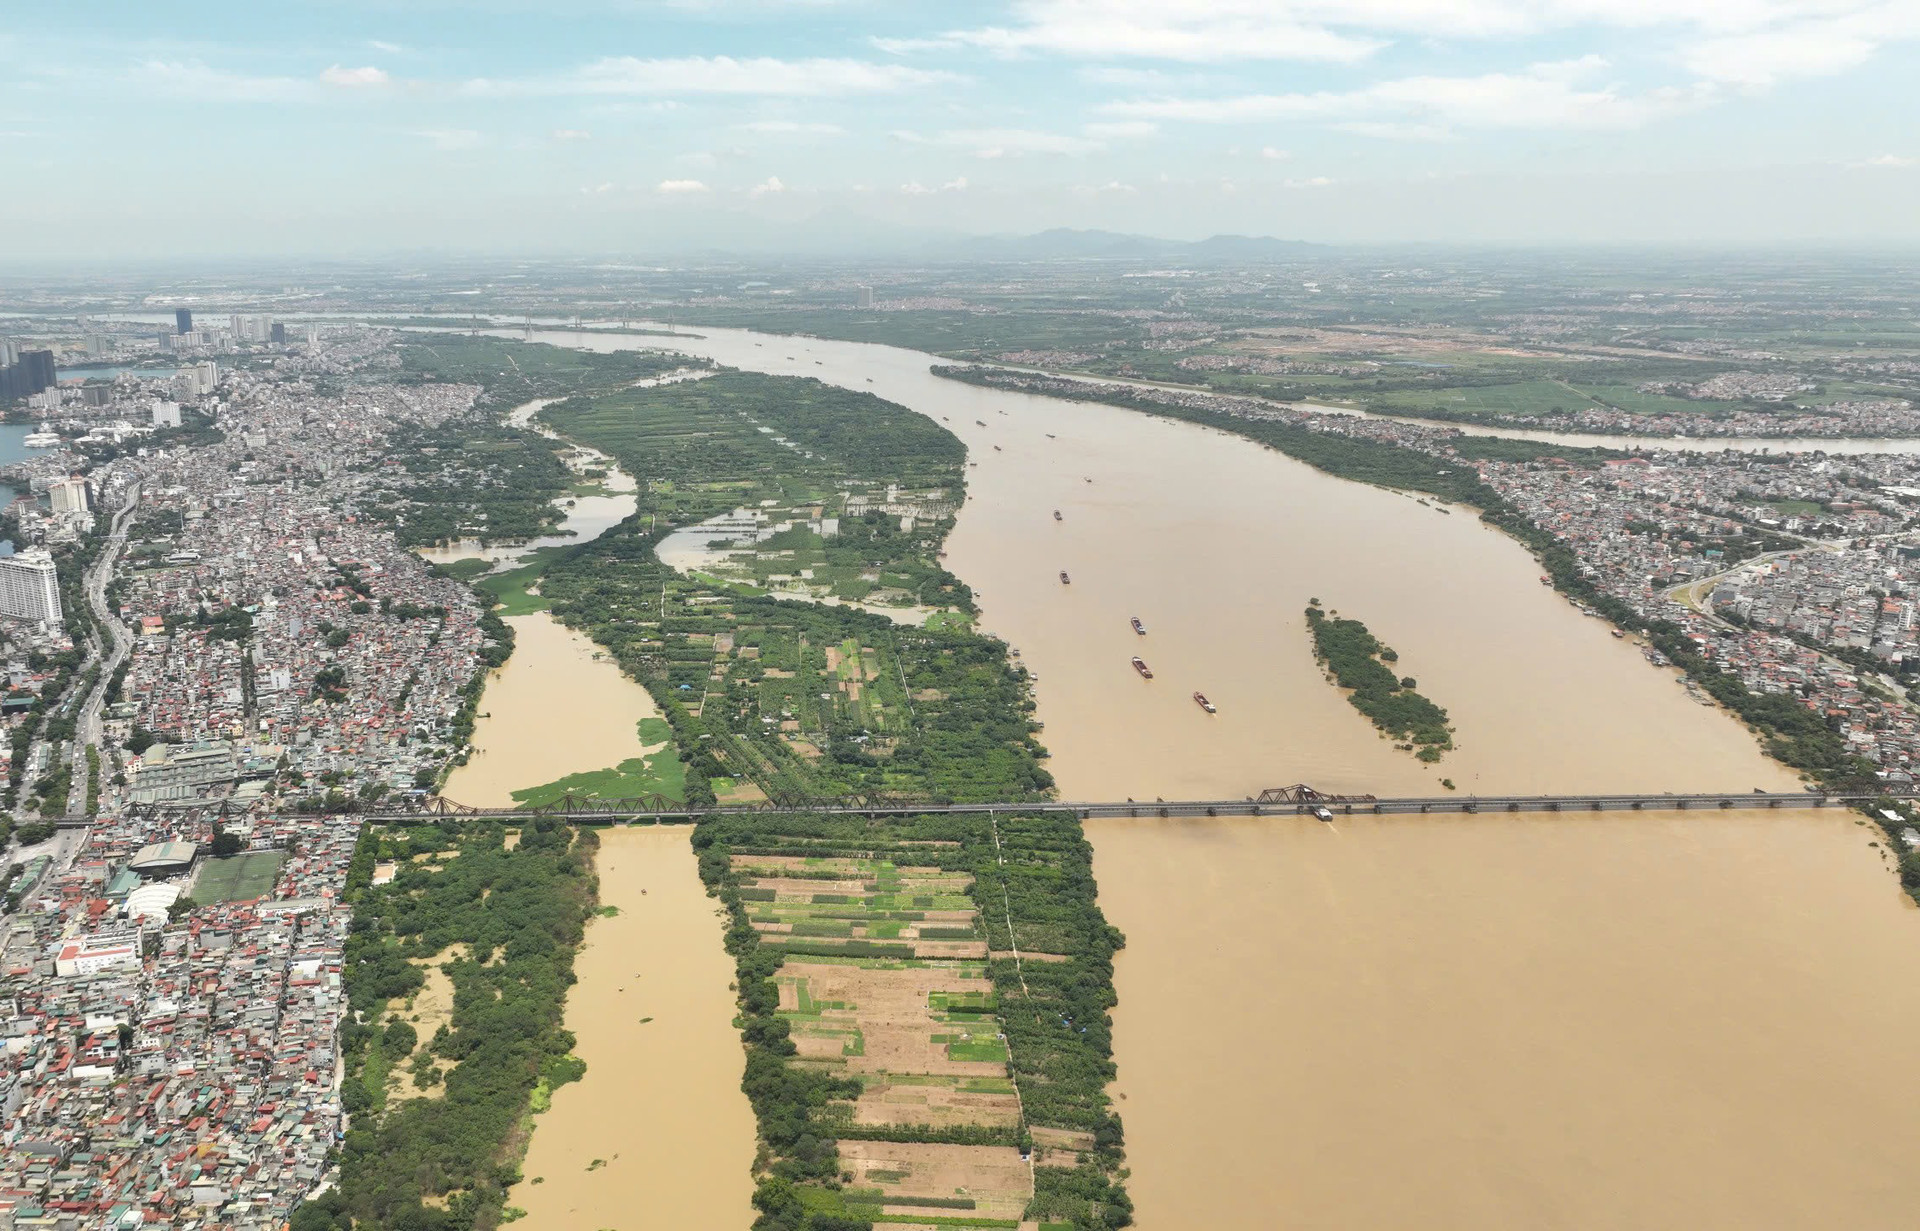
[735,852,1030,1186]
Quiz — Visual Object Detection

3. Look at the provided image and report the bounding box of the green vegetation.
[523,370,1044,807]
[317,819,596,1231]
[1303,603,1454,760]
[511,745,686,807]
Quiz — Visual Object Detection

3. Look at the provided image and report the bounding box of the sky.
[3,0,1919,258]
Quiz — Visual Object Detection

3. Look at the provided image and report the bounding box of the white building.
[152,400,182,429]
[0,547,62,624]
[49,477,89,517]
[55,933,140,978]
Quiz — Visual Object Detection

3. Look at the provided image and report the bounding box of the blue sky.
[3,1,1918,256]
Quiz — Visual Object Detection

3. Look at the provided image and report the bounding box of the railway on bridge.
[96,784,1914,831]
[346,783,1912,825]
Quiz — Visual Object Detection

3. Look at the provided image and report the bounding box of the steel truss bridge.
[91,784,1911,831]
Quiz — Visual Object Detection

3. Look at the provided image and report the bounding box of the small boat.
[1611,628,1625,639]
[1131,657,1153,679]
[1130,617,1146,636]
[994,445,1002,451]
[1193,692,1216,713]
[1046,433,1056,439]
[1539,576,1552,586]
[975,420,987,427]
[1053,510,1062,521]
[1059,571,1071,585]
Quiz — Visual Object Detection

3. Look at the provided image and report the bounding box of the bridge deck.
[343,789,1892,825]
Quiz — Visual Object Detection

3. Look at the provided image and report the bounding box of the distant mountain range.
[936,227,1325,262]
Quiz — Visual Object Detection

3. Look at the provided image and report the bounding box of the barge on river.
[1193,692,1216,713]
[1060,570,1071,585]
[1131,657,1153,679]
[1131,617,1146,636]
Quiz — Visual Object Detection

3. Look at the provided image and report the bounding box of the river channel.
[426,397,757,1228]
[457,323,1920,1228]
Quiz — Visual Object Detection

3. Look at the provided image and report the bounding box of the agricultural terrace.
[696,811,1131,1231]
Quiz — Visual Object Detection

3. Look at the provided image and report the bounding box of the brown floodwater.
[476,323,1920,1229]
[514,826,757,1231]
[442,611,661,808]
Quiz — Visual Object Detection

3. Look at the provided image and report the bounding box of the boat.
[1611,628,1625,638]
[1540,575,1552,586]
[1131,657,1153,679]
[1130,617,1146,635]
[1193,692,1216,713]
[1059,571,1071,585]
[1046,433,1056,439]
[1053,510,1063,521]
[975,420,987,426]
[994,445,1002,451]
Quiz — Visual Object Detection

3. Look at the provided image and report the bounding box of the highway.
[65,483,140,820]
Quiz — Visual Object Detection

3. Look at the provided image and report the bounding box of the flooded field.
[474,323,1920,1229]
[441,612,660,808]
[514,827,756,1231]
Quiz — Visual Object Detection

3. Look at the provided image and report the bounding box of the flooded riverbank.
[514,826,756,1231]
[450,323,1920,1229]
[441,612,660,808]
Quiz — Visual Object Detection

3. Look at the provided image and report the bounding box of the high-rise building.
[152,401,182,428]
[175,308,193,335]
[0,349,55,403]
[269,322,286,344]
[48,477,89,517]
[0,338,15,367]
[0,548,62,625]
[857,285,875,308]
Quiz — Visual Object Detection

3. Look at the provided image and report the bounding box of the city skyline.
[3,0,1920,256]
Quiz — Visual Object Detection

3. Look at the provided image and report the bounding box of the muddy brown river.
[459,323,1920,1228]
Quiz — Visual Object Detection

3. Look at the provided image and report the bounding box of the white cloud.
[897,127,1104,158]
[414,129,481,150]
[1285,175,1336,187]
[1849,153,1915,167]
[740,120,845,134]
[1073,179,1139,194]
[879,4,1379,63]
[368,40,403,54]
[750,175,787,195]
[1261,145,1289,159]
[899,177,969,194]
[552,128,592,141]
[656,178,711,193]
[465,56,957,98]
[1083,120,1158,139]
[131,60,309,102]
[319,65,389,88]
[1683,18,1882,85]
[1103,57,1708,131]
[579,182,614,194]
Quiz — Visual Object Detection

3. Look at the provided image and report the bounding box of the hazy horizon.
[4,1,1919,258]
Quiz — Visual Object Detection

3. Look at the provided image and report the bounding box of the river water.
[454,324,1920,1228]
[513,826,757,1231]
